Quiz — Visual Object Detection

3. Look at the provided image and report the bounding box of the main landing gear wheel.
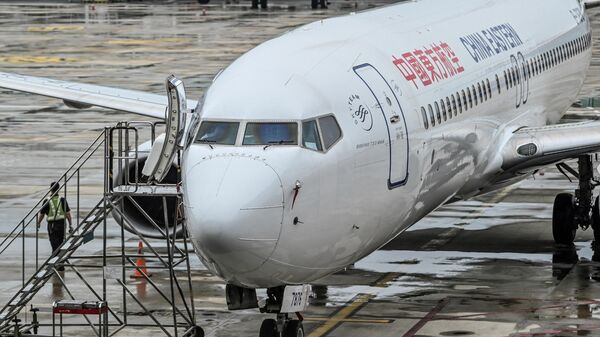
[283,320,304,337]
[259,319,278,337]
[553,193,577,245]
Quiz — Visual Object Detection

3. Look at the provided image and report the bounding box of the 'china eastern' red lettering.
[392,41,465,89]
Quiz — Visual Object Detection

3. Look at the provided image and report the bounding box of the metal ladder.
[0,199,112,332]
[0,121,200,337]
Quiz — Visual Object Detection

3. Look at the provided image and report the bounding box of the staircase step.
[113,184,179,196]
[35,268,51,279]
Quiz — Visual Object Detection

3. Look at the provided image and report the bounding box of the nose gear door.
[353,63,409,189]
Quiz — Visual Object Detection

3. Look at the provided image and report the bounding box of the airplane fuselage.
[182,0,593,288]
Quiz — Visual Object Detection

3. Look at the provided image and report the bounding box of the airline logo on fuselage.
[459,23,523,63]
[392,42,465,90]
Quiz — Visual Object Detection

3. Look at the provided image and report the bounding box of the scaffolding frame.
[0,121,201,337]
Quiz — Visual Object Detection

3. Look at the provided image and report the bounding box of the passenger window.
[421,107,429,129]
[195,121,240,145]
[482,81,487,100]
[435,101,442,123]
[318,116,342,150]
[441,99,448,120]
[504,71,509,90]
[462,90,468,111]
[453,93,460,114]
[243,122,298,145]
[478,83,484,101]
[467,88,473,108]
[559,47,563,62]
[496,74,501,94]
[446,97,453,117]
[428,104,435,127]
[486,79,492,99]
[472,85,478,106]
[302,120,322,151]
[569,42,573,57]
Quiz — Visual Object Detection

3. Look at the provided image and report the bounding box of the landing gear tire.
[592,196,600,242]
[192,325,205,337]
[259,319,278,337]
[283,320,304,337]
[260,0,268,9]
[553,193,577,245]
[311,0,318,9]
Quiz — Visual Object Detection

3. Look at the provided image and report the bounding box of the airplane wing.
[501,121,600,173]
[0,72,198,119]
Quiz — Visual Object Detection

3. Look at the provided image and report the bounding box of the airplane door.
[353,63,409,189]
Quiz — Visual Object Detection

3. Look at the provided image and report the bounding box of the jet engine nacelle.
[111,138,183,239]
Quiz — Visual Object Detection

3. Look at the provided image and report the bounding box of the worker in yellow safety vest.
[37,182,73,268]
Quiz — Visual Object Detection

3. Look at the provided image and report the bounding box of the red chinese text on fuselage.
[392,42,465,90]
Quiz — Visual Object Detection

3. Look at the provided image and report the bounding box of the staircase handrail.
[0,130,106,255]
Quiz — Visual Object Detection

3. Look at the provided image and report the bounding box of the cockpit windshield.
[193,116,340,151]
[243,123,298,145]
[195,121,239,145]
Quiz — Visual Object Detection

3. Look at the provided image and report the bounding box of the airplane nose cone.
[184,156,284,282]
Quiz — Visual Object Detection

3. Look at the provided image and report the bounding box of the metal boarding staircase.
[0,200,112,332]
[0,119,201,337]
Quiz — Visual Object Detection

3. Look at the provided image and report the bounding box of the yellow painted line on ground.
[308,294,372,337]
[488,185,517,204]
[27,25,84,32]
[0,56,78,64]
[303,317,391,324]
[107,37,191,46]
[374,272,401,288]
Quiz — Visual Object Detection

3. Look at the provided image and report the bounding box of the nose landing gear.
[259,314,304,337]
[226,284,308,337]
[259,286,306,337]
[553,155,600,244]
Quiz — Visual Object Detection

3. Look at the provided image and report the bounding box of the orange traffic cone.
[131,241,151,279]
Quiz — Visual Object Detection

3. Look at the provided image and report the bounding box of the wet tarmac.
[3,1,600,337]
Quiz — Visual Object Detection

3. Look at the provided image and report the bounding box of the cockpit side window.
[302,120,322,151]
[243,122,298,145]
[195,121,239,145]
[318,115,342,150]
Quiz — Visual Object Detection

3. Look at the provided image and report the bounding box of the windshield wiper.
[264,140,295,150]
[197,139,216,149]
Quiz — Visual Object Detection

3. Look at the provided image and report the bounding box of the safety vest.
[48,196,65,221]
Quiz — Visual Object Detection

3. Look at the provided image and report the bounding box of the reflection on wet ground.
[3,1,600,337]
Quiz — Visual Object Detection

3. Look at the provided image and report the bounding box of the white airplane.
[2,0,600,336]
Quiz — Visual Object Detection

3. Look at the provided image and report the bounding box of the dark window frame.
[441,99,448,121]
[434,101,442,124]
[428,104,435,127]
